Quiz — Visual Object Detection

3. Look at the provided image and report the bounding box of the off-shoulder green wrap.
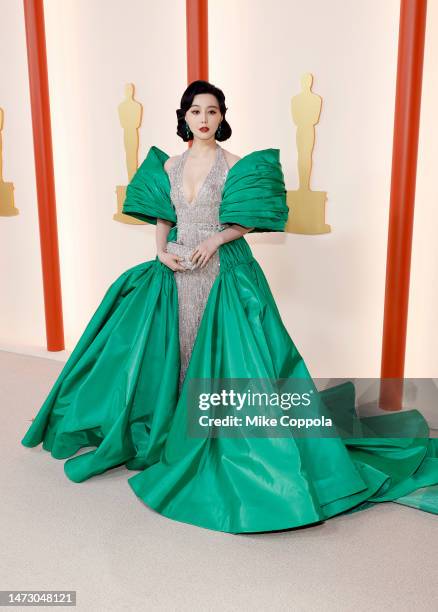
[122,146,176,225]
[122,145,289,232]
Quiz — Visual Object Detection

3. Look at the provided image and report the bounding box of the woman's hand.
[157,250,187,272]
[190,234,222,269]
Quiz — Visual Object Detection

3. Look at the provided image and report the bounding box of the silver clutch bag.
[166,241,197,270]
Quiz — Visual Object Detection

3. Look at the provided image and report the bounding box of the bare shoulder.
[163,155,181,175]
[221,147,241,170]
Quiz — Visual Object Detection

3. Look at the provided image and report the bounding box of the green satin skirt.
[21,237,438,533]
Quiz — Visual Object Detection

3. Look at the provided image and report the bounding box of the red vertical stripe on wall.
[23,0,64,351]
[380,0,427,410]
[186,0,209,148]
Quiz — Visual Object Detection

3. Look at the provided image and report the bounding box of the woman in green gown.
[21,80,438,533]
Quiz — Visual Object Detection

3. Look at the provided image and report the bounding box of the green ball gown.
[21,145,438,533]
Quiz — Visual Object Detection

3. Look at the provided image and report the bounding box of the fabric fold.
[22,260,180,483]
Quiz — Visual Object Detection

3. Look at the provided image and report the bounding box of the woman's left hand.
[191,234,222,269]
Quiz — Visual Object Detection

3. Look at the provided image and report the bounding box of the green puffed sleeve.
[219,148,289,233]
[122,146,176,225]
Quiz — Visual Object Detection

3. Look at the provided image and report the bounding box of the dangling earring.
[184,121,192,140]
[216,122,222,139]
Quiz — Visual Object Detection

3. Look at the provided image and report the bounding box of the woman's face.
[185,93,222,141]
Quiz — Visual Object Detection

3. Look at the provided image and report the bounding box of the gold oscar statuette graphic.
[114,83,145,224]
[286,74,330,234]
[0,107,18,217]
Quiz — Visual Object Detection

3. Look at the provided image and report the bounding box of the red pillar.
[380,0,427,409]
[23,0,64,351]
[186,0,209,148]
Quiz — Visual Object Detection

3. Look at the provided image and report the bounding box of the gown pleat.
[127,240,438,532]
[22,260,180,482]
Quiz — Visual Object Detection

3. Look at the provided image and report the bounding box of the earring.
[184,121,192,139]
[216,122,222,138]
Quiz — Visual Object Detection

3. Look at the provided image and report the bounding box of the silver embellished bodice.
[166,144,229,391]
[169,143,228,247]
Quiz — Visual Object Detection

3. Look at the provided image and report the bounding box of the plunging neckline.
[180,144,220,208]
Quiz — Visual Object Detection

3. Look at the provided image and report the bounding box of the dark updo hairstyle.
[176,79,232,142]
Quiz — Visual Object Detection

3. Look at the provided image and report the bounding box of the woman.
[22,80,438,533]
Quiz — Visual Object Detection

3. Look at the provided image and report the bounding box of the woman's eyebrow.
[190,104,219,108]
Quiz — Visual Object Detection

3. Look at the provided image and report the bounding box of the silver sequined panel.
[166,144,229,391]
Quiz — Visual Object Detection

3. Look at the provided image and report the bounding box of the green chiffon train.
[21,146,438,533]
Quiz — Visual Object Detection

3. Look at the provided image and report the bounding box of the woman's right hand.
[157,250,187,272]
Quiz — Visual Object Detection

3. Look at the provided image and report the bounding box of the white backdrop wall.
[210,0,402,378]
[406,0,438,378]
[0,0,436,378]
[0,1,44,350]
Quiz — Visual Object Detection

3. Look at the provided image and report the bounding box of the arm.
[156,218,172,255]
[156,218,186,272]
[216,152,256,244]
[190,223,254,270]
[155,155,187,272]
[215,223,254,246]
